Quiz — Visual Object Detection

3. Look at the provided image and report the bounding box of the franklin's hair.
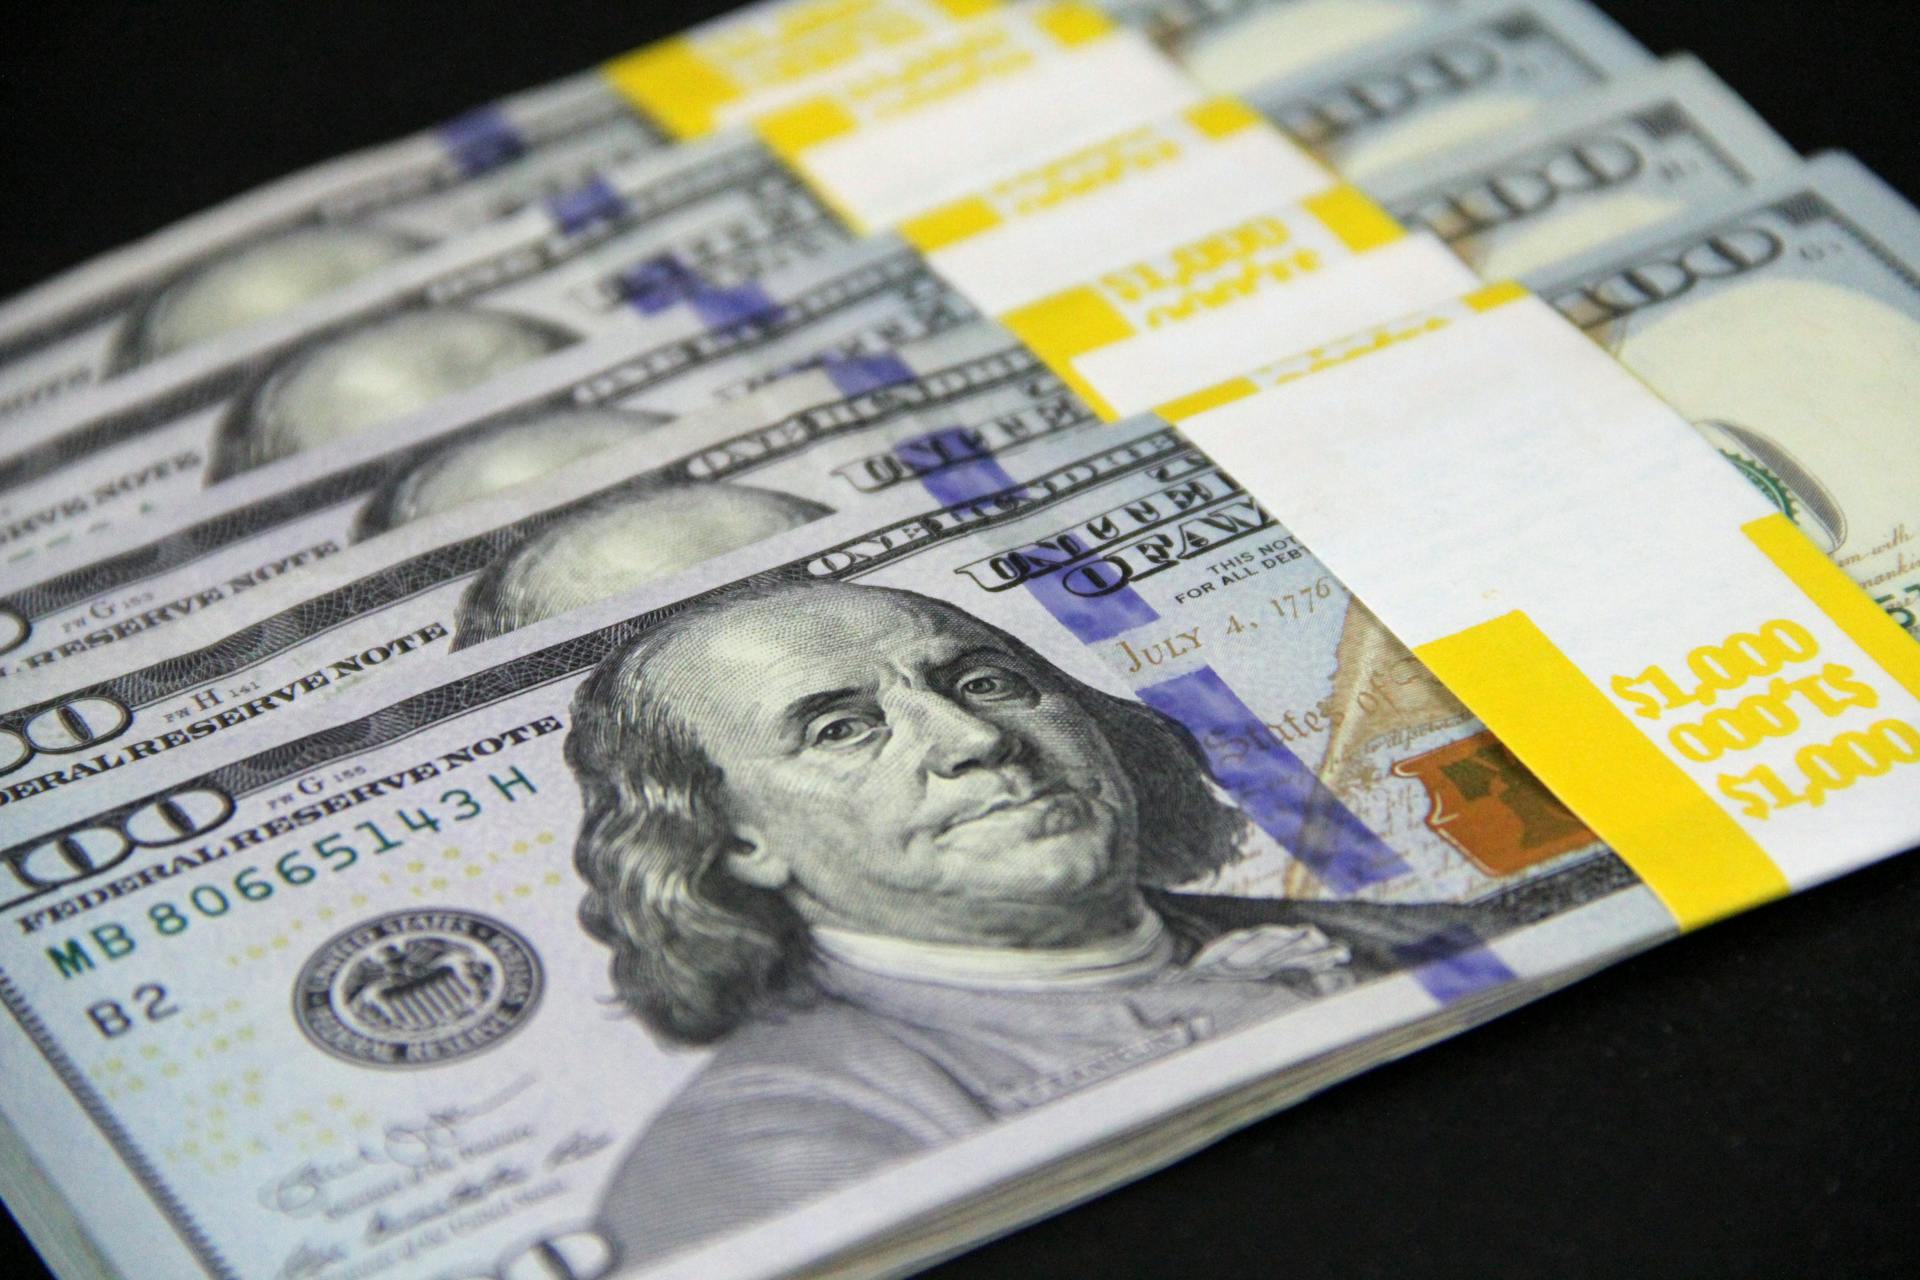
[351,406,676,543]
[452,485,834,651]
[567,577,1249,1046]
[205,309,574,483]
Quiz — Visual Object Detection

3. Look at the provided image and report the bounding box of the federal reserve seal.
[294,909,542,1068]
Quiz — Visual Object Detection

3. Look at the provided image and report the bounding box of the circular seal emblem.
[294,909,542,1068]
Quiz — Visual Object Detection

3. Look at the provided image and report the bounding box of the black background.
[2,2,1918,1277]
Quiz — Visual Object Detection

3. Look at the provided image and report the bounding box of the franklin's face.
[651,585,1140,944]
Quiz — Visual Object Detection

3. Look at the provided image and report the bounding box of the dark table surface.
[1,2,1917,1277]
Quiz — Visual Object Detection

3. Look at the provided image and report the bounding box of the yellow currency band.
[1411,513,1920,931]
[899,96,1269,255]
[930,0,1001,17]
[1006,182,1413,412]
[1300,183,1403,252]
[751,1,1112,157]
[898,194,1002,252]
[1154,281,1525,422]
[1000,185,1409,420]
[605,39,744,139]
[1000,284,1131,418]
[1414,610,1790,932]
[1745,513,1920,703]
[1034,0,1115,46]
[603,0,1007,139]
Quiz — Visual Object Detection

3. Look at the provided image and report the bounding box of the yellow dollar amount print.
[1718,720,1920,818]
[1610,619,1821,717]
[1665,665,1880,762]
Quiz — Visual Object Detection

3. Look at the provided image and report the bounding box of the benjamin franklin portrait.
[206,306,576,482]
[351,407,675,541]
[451,481,832,649]
[115,225,427,370]
[567,578,1525,1268]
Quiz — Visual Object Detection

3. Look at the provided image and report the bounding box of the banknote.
[0,77,668,426]
[1373,55,1798,279]
[0,133,859,565]
[1527,152,1920,642]
[0,236,978,695]
[0,393,1663,1280]
[1111,0,1458,94]
[0,0,1019,421]
[0,327,1086,812]
[0,173,1468,706]
[1242,0,1651,181]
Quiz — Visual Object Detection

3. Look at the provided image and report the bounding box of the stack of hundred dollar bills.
[1,2,1916,1277]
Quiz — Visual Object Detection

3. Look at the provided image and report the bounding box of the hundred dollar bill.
[0,327,1090,810]
[1241,0,1651,181]
[0,1,1201,566]
[0,237,977,694]
[1111,0,1458,95]
[0,137,861,567]
[0,0,1016,422]
[0,388,1665,1280]
[0,174,1465,704]
[1373,55,1798,279]
[1526,153,1920,642]
[0,77,668,426]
